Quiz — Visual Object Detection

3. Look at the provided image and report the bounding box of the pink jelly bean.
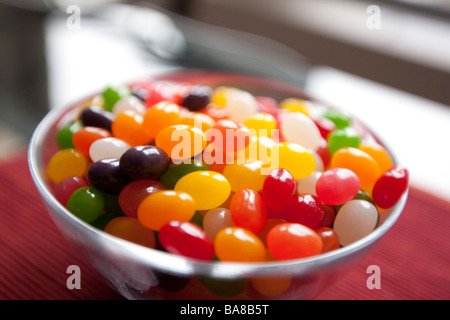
[316,168,360,206]
[372,165,409,209]
[158,221,215,261]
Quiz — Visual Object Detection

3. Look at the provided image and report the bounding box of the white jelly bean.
[333,199,378,246]
[280,112,322,151]
[113,95,146,116]
[89,137,130,162]
[225,89,258,123]
[296,171,322,196]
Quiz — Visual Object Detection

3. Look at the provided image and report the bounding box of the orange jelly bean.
[359,143,394,174]
[72,126,111,156]
[330,147,381,192]
[111,110,151,146]
[137,190,196,231]
[155,124,207,162]
[142,101,182,141]
[214,227,266,262]
[104,216,156,248]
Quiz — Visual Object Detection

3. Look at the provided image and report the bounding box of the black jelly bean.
[88,158,132,194]
[181,85,213,111]
[80,106,114,131]
[119,146,170,180]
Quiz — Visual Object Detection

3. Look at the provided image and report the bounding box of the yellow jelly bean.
[265,142,315,179]
[46,148,88,184]
[223,160,266,192]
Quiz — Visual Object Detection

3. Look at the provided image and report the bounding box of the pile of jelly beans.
[46,78,409,268]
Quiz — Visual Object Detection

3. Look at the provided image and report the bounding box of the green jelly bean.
[67,187,104,223]
[56,121,83,149]
[102,85,131,112]
[327,127,361,154]
[323,109,351,129]
[199,276,247,298]
[160,162,210,189]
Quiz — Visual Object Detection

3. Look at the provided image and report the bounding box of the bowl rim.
[28,69,408,278]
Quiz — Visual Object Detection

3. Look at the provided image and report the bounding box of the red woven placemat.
[1,150,449,300]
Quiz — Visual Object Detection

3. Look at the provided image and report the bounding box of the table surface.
[0,151,449,300]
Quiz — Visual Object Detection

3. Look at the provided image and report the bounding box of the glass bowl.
[28,70,408,300]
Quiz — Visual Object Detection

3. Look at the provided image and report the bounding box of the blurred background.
[0,0,449,200]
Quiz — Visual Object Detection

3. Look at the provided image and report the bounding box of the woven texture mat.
[1,150,449,300]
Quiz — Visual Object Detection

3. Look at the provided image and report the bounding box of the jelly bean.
[181,85,213,111]
[160,161,210,189]
[372,165,409,209]
[137,190,196,231]
[80,106,114,131]
[262,168,296,211]
[179,112,215,132]
[222,160,266,192]
[210,86,231,107]
[199,276,246,298]
[174,171,231,210]
[119,145,170,180]
[104,216,156,248]
[330,147,381,192]
[199,143,230,173]
[89,137,130,163]
[56,121,82,149]
[202,207,234,240]
[53,176,88,206]
[280,112,322,151]
[46,148,88,184]
[255,96,279,117]
[91,209,125,230]
[118,179,165,218]
[322,108,351,129]
[67,186,104,223]
[285,194,324,229]
[72,126,112,157]
[315,168,360,206]
[206,119,251,153]
[279,98,310,115]
[267,142,316,180]
[243,112,277,138]
[225,88,258,123]
[144,81,179,108]
[256,218,286,246]
[111,110,151,147]
[214,227,266,262]
[296,171,321,196]
[333,199,378,246]
[266,222,323,260]
[251,276,291,297]
[320,204,337,228]
[155,124,207,162]
[327,127,361,154]
[313,116,336,140]
[229,189,267,234]
[112,95,146,116]
[158,221,215,261]
[315,227,341,253]
[359,143,394,174]
[201,102,230,122]
[142,101,182,141]
[88,158,132,194]
[102,84,131,112]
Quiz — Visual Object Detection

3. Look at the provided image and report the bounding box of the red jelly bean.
[372,165,409,209]
[267,222,323,260]
[285,194,324,229]
[316,168,360,206]
[158,221,215,261]
[262,168,296,211]
[229,189,267,234]
[315,227,340,253]
[53,176,88,206]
